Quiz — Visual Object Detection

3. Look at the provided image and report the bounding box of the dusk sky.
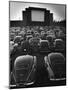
[10,1,66,21]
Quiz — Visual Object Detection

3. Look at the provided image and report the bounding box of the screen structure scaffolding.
[22,7,53,26]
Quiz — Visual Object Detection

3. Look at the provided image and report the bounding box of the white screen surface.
[31,10,44,22]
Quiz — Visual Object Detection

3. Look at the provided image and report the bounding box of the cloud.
[10,2,66,21]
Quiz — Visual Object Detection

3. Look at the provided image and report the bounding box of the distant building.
[10,20,23,27]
